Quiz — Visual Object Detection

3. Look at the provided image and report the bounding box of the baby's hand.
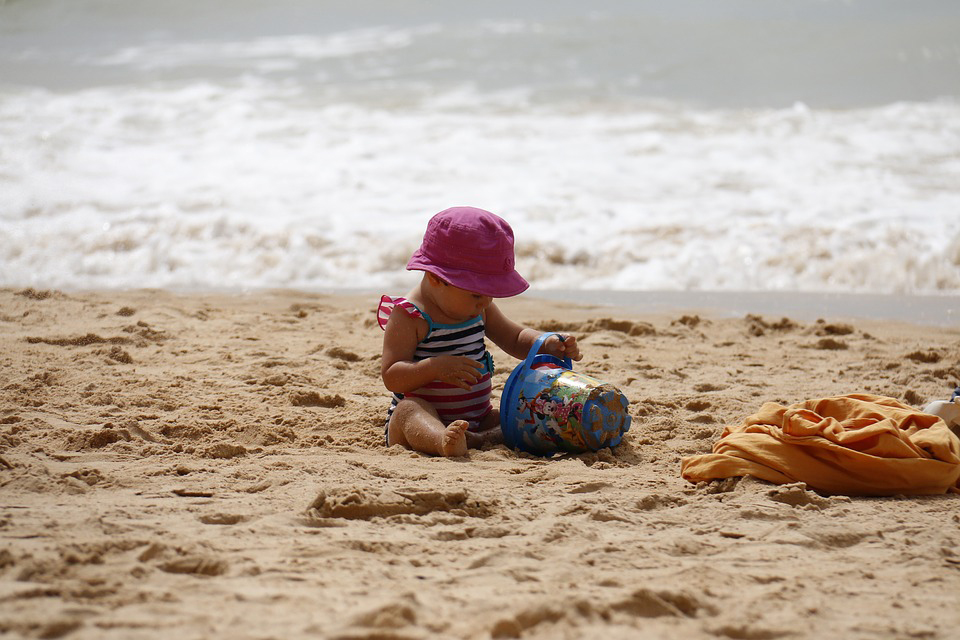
[428,355,484,390]
[545,334,582,362]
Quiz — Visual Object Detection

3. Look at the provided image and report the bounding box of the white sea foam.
[1,0,959,294]
[87,27,436,71]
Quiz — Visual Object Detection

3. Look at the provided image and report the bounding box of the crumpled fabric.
[680,394,960,496]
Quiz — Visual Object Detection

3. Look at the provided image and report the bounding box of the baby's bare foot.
[440,420,469,457]
[466,426,504,450]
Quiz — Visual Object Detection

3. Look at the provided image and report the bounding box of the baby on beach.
[378,206,581,457]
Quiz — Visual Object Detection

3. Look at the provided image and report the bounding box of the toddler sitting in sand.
[377,206,581,457]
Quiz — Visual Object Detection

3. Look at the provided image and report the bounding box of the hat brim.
[407,252,529,298]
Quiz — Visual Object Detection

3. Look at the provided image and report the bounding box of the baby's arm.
[381,309,483,392]
[484,303,582,362]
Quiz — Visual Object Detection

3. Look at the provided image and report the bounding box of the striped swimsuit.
[377,295,494,435]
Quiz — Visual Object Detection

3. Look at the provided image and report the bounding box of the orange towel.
[680,394,960,496]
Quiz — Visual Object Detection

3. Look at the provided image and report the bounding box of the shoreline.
[14,286,959,327]
[527,289,960,328]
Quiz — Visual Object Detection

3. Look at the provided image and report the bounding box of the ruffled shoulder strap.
[377,295,427,330]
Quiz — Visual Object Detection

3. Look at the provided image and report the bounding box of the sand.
[1,286,959,640]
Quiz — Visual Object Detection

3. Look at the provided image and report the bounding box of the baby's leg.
[388,397,468,457]
[465,409,504,449]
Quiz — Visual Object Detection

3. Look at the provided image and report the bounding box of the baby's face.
[436,282,492,321]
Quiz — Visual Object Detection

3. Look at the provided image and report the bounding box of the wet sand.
[1,287,958,639]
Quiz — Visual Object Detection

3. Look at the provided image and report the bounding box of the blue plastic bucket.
[500,332,632,456]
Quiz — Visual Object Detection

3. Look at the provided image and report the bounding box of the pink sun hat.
[406,206,529,298]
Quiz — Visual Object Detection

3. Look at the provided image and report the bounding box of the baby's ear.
[425,272,445,287]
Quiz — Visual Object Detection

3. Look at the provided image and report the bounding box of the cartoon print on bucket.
[500,332,632,456]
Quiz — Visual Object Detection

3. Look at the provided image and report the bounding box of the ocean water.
[1,0,959,295]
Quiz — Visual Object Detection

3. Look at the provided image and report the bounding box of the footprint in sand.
[27,333,131,347]
[307,487,495,520]
[325,347,361,362]
[158,555,228,576]
[491,588,715,638]
[766,483,833,509]
[105,346,134,364]
[902,389,924,406]
[635,493,687,511]
[804,527,877,549]
[813,320,854,336]
[535,318,656,337]
[15,288,57,300]
[349,601,417,630]
[290,391,346,408]
[672,315,707,329]
[66,427,132,450]
[905,349,942,364]
[202,442,247,459]
[199,513,248,525]
[609,588,715,619]
[62,468,105,486]
[693,383,727,393]
[745,314,799,337]
[810,338,848,351]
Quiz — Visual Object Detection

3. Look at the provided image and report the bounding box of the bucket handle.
[521,331,572,373]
